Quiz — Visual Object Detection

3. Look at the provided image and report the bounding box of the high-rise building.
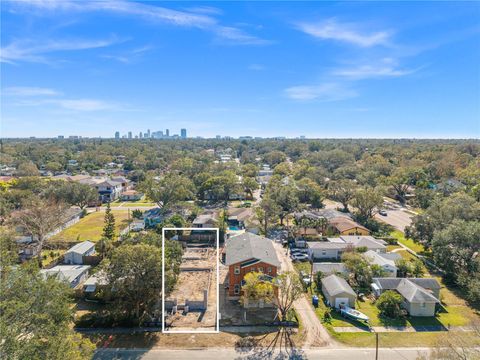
[146,129,151,138]
[128,131,132,139]
[139,132,143,138]
[58,135,64,139]
[165,129,170,137]
[115,131,120,139]
[181,128,187,139]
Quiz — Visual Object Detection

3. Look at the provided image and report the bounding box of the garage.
[335,297,350,308]
[321,274,357,309]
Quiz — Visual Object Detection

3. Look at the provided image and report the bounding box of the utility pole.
[375,331,379,360]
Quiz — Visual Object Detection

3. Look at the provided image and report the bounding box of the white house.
[364,250,401,277]
[64,241,96,265]
[40,265,91,288]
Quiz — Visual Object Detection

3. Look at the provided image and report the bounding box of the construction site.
[164,231,218,332]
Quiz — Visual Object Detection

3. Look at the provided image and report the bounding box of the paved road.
[375,209,413,232]
[94,347,429,360]
[273,243,332,348]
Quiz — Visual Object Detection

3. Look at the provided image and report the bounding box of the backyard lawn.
[50,210,131,242]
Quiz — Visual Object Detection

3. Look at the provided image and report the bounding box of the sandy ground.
[165,246,218,330]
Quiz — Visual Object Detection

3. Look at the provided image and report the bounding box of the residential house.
[192,213,217,228]
[312,263,348,277]
[364,250,401,277]
[96,179,123,202]
[111,176,131,191]
[120,190,143,201]
[328,217,370,236]
[225,232,280,297]
[371,278,441,316]
[308,236,387,261]
[40,265,91,288]
[293,209,369,237]
[64,241,95,265]
[321,274,357,309]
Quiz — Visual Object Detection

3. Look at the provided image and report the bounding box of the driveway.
[272,242,333,348]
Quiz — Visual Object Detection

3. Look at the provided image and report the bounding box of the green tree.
[240,272,275,307]
[376,290,403,318]
[101,244,163,324]
[329,179,356,212]
[256,195,280,235]
[102,202,116,241]
[296,178,324,209]
[342,251,372,289]
[141,173,195,213]
[242,176,258,200]
[406,193,480,249]
[432,220,480,302]
[351,187,383,222]
[0,264,95,359]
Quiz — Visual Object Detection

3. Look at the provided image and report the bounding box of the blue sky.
[1,1,479,138]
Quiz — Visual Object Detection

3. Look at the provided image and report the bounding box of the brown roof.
[122,190,139,196]
[329,217,369,233]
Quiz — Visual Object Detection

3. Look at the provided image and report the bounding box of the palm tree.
[313,217,328,236]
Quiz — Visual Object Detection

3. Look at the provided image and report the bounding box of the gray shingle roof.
[364,250,401,267]
[313,263,347,275]
[321,274,356,297]
[65,241,95,255]
[308,242,348,250]
[372,277,441,303]
[396,279,439,303]
[340,236,386,250]
[225,232,280,267]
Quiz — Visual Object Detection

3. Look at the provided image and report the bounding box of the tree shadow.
[233,326,307,359]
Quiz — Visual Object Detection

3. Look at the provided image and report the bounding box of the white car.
[291,253,309,262]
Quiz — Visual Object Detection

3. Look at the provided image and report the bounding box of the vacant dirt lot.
[165,246,218,331]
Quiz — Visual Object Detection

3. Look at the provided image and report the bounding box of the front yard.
[50,210,131,242]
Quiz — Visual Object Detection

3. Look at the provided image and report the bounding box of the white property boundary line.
[162,227,220,334]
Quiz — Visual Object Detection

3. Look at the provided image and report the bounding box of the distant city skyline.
[1,1,479,139]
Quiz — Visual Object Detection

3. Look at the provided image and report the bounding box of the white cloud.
[334,65,416,79]
[51,99,116,111]
[213,26,271,45]
[9,0,269,46]
[1,37,124,64]
[333,58,419,79]
[297,18,391,47]
[4,85,120,111]
[2,86,61,96]
[284,83,357,101]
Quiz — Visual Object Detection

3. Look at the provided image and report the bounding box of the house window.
[258,267,263,273]
[234,266,240,275]
[234,284,240,295]
[322,250,326,255]
[267,267,272,273]
[421,302,426,308]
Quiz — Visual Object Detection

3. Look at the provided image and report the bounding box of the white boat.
[340,306,369,322]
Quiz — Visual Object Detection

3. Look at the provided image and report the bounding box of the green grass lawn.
[41,249,66,267]
[391,230,426,254]
[50,210,131,242]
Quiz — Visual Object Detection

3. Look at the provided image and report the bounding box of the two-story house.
[224,232,280,298]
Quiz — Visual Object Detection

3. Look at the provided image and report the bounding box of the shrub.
[376,290,403,318]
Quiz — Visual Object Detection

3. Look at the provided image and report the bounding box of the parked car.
[379,209,388,216]
[291,253,309,262]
